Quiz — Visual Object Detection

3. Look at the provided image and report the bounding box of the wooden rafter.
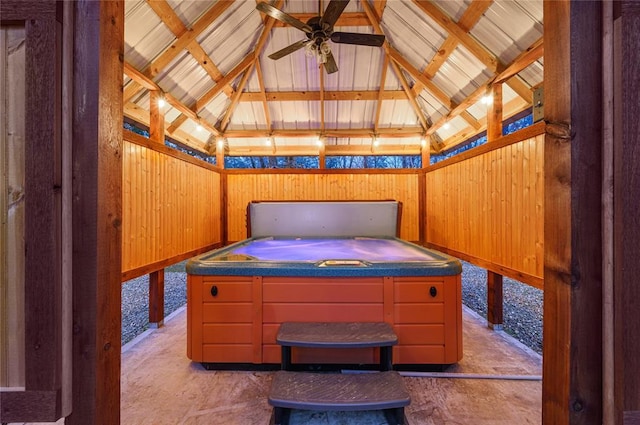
[413,0,499,72]
[239,90,407,102]
[146,0,233,97]
[413,0,533,103]
[255,59,271,133]
[195,52,256,112]
[223,127,423,138]
[123,60,221,136]
[123,102,209,152]
[422,0,493,79]
[215,0,283,133]
[373,54,390,133]
[220,61,256,131]
[123,1,233,104]
[425,36,543,138]
[272,12,369,27]
[360,0,428,136]
[373,0,387,17]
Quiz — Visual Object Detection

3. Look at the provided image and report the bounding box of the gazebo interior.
[1,1,639,424]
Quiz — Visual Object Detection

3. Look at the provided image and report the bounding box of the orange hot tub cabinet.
[186,238,463,366]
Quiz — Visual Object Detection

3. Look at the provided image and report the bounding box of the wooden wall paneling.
[543,1,604,423]
[0,25,26,390]
[121,138,222,278]
[424,129,544,288]
[232,172,421,242]
[614,2,640,422]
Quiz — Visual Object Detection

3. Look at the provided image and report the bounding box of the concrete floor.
[120,305,541,425]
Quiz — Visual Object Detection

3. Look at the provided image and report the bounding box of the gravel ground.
[121,261,543,354]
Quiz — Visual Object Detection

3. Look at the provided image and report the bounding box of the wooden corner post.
[67,1,124,424]
[543,1,604,423]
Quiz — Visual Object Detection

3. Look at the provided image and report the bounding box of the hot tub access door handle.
[210,285,218,297]
[429,286,437,298]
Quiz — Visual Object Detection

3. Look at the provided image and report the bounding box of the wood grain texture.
[614,2,640,421]
[225,172,420,242]
[543,1,604,423]
[68,2,123,424]
[0,25,26,390]
[121,140,222,273]
[425,132,544,286]
[24,14,61,400]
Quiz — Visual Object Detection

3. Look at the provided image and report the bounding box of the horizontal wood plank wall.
[425,124,544,288]
[225,171,420,242]
[122,135,222,279]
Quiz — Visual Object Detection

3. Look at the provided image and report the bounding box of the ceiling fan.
[257,0,385,74]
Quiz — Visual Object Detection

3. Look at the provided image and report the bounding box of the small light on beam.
[443,122,451,130]
[481,95,493,105]
[265,137,272,146]
[316,136,324,147]
[217,138,225,148]
[372,136,379,147]
[196,124,203,132]
[420,137,427,147]
[157,97,166,108]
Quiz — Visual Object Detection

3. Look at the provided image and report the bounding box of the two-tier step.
[268,322,411,425]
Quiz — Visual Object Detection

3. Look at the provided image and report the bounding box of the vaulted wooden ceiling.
[123,0,543,157]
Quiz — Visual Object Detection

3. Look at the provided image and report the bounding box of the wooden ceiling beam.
[421,0,493,79]
[413,0,499,73]
[373,0,388,17]
[223,127,423,138]
[196,52,256,111]
[255,59,271,133]
[374,54,390,133]
[123,102,209,152]
[494,37,543,84]
[271,12,369,27]
[239,90,407,102]
[123,60,221,136]
[226,143,422,157]
[146,0,234,98]
[389,60,430,132]
[220,61,256,131]
[146,1,234,77]
[123,1,234,104]
[387,47,452,109]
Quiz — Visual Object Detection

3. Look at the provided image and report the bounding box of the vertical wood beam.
[149,90,165,144]
[487,271,503,329]
[487,84,503,142]
[613,2,640,423]
[318,141,326,169]
[148,269,165,327]
[216,138,225,169]
[543,1,603,423]
[67,1,123,424]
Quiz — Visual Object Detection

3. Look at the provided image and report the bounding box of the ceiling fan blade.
[320,0,350,28]
[324,51,339,74]
[330,32,385,47]
[268,39,310,60]
[256,2,312,33]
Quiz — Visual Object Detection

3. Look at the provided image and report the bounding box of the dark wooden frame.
[0,1,67,422]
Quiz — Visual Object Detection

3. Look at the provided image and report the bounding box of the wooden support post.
[67,1,124,424]
[487,83,503,142]
[216,138,225,169]
[613,2,640,422]
[149,90,165,144]
[543,1,603,423]
[487,271,503,330]
[318,141,326,169]
[149,269,165,328]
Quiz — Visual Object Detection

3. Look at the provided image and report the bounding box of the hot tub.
[186,236,462,367]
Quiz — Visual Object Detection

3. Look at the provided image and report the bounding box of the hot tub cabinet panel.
[187,273,462,366]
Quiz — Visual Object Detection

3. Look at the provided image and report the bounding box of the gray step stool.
[268,322,411,425]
